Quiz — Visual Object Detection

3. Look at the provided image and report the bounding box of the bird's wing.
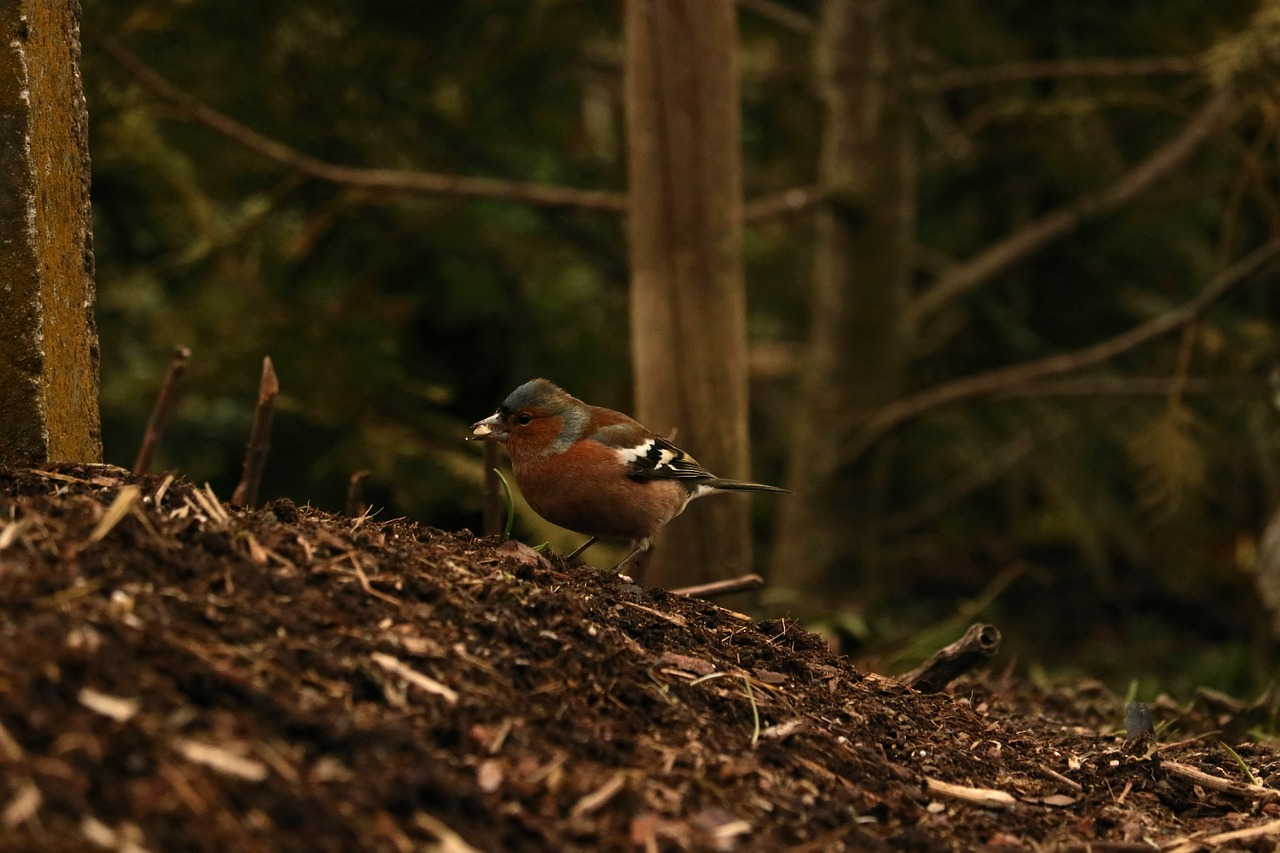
[590,426,713,483]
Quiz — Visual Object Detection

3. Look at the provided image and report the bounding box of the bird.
[469,378,788,572]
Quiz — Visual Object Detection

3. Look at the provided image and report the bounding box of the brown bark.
[899,624,1002,693]
[0,0,100,467]
[624,0,752,587]
[770,0,916,596]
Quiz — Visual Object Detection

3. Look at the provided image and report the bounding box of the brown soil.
[1,463,1278,852]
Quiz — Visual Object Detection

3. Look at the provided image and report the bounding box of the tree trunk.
[770,0,916,602]
[0,0,100,467]
[624,0,751,587]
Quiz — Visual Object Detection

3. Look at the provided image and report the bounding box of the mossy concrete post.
[0,0,101,467]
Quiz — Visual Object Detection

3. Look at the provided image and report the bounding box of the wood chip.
[78,688,140,723]
[924,776,1017,809]
[370,653,458,704]
[172,738,269,782]
[657,652,717,675]
[2,780,41,828]
[81,815,154,853]
[413,812,484,853]
[0,719,24,760]
[619,601,688,627]
[759,719,805,741]
[89,486,141,543]
[476,759,503,793]
[570,773,627,818]
[0,518,30,551]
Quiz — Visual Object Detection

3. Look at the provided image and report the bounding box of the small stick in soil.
[346,470,370,518]
[230,356,279,508]
[133,345,191,475]
[900,623,1002,693]
[1161,760,1279,802]
[481,442,504,536]
[670,573,765,599]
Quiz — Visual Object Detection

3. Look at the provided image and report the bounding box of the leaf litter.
[0,463,1278,851]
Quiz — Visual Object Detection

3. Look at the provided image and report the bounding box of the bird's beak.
[469,412,508,441]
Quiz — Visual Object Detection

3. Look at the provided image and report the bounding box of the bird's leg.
[564,536,597,563]
[612,538,651,585]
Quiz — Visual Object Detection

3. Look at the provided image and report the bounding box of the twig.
[883,431,1040,534]
[348,553,403,609]
[923,776,1016,809]
[670,573,766,599]
[922,56,1200,92]
[1181,818,1280,849]
[87,29,626,215]
[481,443,503,536]
[370,652,458,705]
[736,0,813,34]
[88,486,142,543]
[133,346,191,474]
[230,357,279,508]
[998,375,1269,399]
[1161,760,1279,802]
[569,773,628,819]
[911,85,1234,323]
[743,185,827,222]
[848,237,1280,462]
[345,470,369,519]
[900,624,1002,693]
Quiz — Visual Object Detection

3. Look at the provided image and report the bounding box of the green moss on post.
[0,0,100,467]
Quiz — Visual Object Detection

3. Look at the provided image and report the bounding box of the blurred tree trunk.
[0,0,100,467]
[770,0,916,601]
[624,0,751,587]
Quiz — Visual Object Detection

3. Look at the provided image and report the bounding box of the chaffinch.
[470,378,788,570]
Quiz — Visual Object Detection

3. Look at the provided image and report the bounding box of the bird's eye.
[515,413,533,426]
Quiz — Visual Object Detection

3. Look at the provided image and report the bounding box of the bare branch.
[736,0,813,34]
[743,184,827,222]
[911,85,1234,323]
[345,470,370,519]
[133,346,190,475]
[999,375,1269,399]
[87,29,626,215]
[231,357,280,508]
[849,237,1280,461]
[883,432,1040,535]
[922,56,1201,92]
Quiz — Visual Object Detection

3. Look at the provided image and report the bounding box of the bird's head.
[470,378,588,455]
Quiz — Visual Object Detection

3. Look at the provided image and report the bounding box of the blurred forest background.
[83,0,1280,697]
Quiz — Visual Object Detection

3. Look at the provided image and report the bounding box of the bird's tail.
[704,478,791,495]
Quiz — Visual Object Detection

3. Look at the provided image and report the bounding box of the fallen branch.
[230,357,279,508]
[133,346,190,475]
[900,624,1002,693]
[670,573,765,599]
